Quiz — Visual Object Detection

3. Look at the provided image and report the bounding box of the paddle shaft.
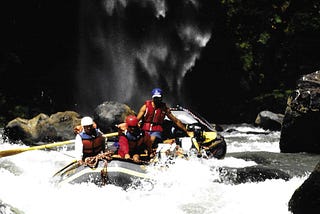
[52,159,78,177]
[0,132,118,158]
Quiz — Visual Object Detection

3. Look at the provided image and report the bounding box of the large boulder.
[4,111,81,145]
[254,110,284,131]
[279,71,320,153]
[288,161,320,214]
[93,101,136,133]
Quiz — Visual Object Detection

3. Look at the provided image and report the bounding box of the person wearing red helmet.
[116,115,153,162]
[136,88,192,148]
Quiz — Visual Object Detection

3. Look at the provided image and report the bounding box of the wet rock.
[218,165,290,184]
[93,101,135,133]
[4,111,81,145]
[224,151,320,179]
[280,71,320,153]
[288,161,320,214]
[254,110,284,131]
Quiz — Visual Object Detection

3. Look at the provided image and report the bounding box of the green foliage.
[258,32,270,45]
[252,89,293,113]
[241,52,253,72]
[219,0,320,93]
[254,89,293,101]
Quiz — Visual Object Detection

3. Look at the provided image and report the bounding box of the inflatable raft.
[54,106,227,188]
[54,157,152,189]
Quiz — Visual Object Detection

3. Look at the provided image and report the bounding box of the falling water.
[75,0,212,112]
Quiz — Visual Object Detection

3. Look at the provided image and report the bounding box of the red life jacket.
[118,130,152,158]
[80,130,105,160]
[127,131,152,157]
[141,100,167,132]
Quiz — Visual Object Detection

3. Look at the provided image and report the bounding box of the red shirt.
[118,135,129,158]
[117,131,152,158]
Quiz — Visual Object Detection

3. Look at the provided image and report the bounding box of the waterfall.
[75,0,212,113]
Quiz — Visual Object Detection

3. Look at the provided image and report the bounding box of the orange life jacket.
[79,130,105,160]
[141,100,167,132]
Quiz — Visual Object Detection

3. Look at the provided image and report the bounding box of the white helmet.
[81,116,93,126]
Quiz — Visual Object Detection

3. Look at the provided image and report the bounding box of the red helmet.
[126,115,138,127]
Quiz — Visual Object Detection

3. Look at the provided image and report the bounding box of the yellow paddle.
[0,132,118,158]
[191,137,200,152]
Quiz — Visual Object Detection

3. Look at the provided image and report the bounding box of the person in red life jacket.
[136,88,193,148]
[74,116,106,161]
[115,115,153,162]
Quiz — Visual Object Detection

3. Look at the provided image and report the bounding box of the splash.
[0,124,310,214]
[76,0,212,113]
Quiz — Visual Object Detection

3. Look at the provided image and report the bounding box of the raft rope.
[83,150,114,168]
[82,150,114,185]
[100,160,108,185]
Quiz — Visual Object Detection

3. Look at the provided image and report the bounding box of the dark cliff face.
[1,1,320,125]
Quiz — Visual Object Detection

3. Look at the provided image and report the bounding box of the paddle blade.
[191,137,200,152]
[0,148,29,158]
[0,140,75,158]
[203,131,217,143]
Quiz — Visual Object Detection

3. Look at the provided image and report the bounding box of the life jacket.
[121,130,152,157]
[141,100,167,132]
[79,129,105,160]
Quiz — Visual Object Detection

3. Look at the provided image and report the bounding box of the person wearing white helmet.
[81,116,94,126]
[74,116,105,161]
[136,88,192,149]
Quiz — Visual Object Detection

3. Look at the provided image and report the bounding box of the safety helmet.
[81,116,94,126]
[126,115,139,127]
[152,88,162,98]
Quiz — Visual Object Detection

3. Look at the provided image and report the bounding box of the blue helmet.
[152,88,162,98]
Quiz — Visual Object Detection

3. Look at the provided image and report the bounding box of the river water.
[0,124,310,214]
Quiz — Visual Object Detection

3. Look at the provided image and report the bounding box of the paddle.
[0,132,118,158]
[52,159,78,177]
[191,137,200,152]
